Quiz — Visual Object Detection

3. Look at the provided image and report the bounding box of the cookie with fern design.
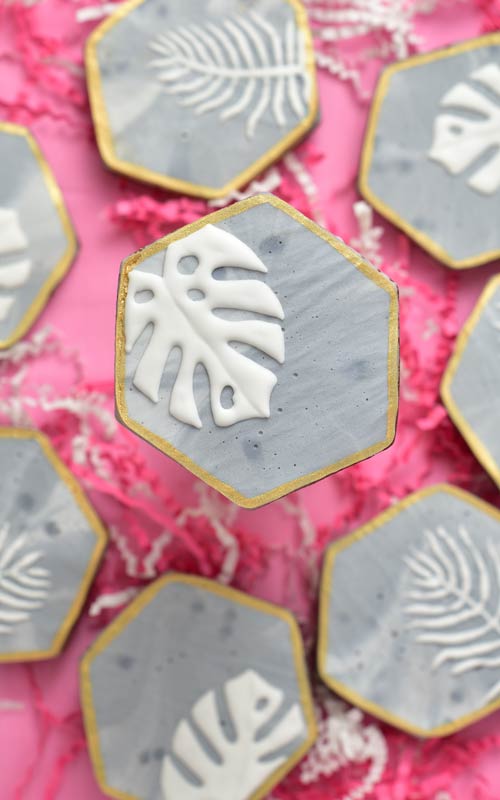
[0,429,107,662]
[319,484,500,737]
[0,123,77,349]
[81,574,316,800]
[85,0,318,198]
[360,33,500,269]
[115,194,399,508]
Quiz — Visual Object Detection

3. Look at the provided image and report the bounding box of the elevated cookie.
[319,485,500,736]
[85,0,317,198]
[442,274,500,488]
[360,34,500,269]
[0,428,106,662]
[115,194,399,508]
[0,123,77,348]
[81,574,316,800]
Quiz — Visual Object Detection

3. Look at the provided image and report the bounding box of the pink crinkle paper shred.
[2,1,500,798]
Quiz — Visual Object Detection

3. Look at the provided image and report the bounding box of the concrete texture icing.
[320,487,500,735]
[0,127,75,344]
[84,578,312,800]
[119,198,397,504]
[443,277,500,487]
[363,38,500,265]
[89,0,315,192]
[0,435,104,659]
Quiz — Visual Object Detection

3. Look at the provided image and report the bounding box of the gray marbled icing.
[445,280,500,481]
[94,0,313,190]
[0,130,74,343]
[122,201,395,500]
[87,579,310,800]
[322,488,500,733]
[366,42,500,264]
[0,436,102,657]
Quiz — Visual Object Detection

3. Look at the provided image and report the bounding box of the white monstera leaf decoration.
[125,224,285,429]
[161,669,305,800]
[0,207,32,322]
[149,10,310,139]
[428,63,500,195]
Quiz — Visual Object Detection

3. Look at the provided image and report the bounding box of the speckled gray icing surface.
[122,201,394,500]
[86,579,310,800]
[322,488,500,733]
[93,0,313,190]
[0,130,73,342]
[446,281,500,480]
[0,437,100,656]
[366,41,500,263]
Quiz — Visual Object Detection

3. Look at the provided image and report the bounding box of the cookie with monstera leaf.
[81,574,316,800]
[360,33,500,268]
[114,194,399,508]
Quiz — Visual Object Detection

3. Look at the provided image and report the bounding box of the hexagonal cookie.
[85,0,317,198]
[360,34,500,269]
[115,194,399,508]
[318,484,500,737]
[0,123,77,348]
[442,275,500,488]
[81,574,316,800]
[0,428,107,662]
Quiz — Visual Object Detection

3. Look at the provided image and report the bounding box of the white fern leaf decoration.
[0,207,32,322]
[161,669,305,800]
[149,10,310,138]
[0,522,51,634]
[125,224,285,429]
[404,525,500,705]
[429,63,500,195]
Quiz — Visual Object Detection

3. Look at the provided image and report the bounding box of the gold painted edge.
[80,572,318,800]
[114,193,400,509]
[317,482,500,737]
[441,273,500,488]
[359,32,500,270]
[0,427,107,663]
[84,0,318,199]
[0,123,78,349]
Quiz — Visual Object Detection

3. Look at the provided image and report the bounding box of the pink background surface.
[2,1,500,798]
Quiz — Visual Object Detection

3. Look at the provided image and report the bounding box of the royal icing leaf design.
[149,10,310,138]
[161,669,305,800]
[428,63,500,195]
[125,224,285,429]
[404,525,500,704]
[0,207,32,322]
[0,522,51,634]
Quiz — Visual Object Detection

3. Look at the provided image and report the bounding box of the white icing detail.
[0,208,28,255]
[0,208,32,322]
[0,522,51,634]
[404,525,500,705]
[149,10,310,138]
[125,224,285,429]
[161,669,305,800]
[428,63,500,195]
